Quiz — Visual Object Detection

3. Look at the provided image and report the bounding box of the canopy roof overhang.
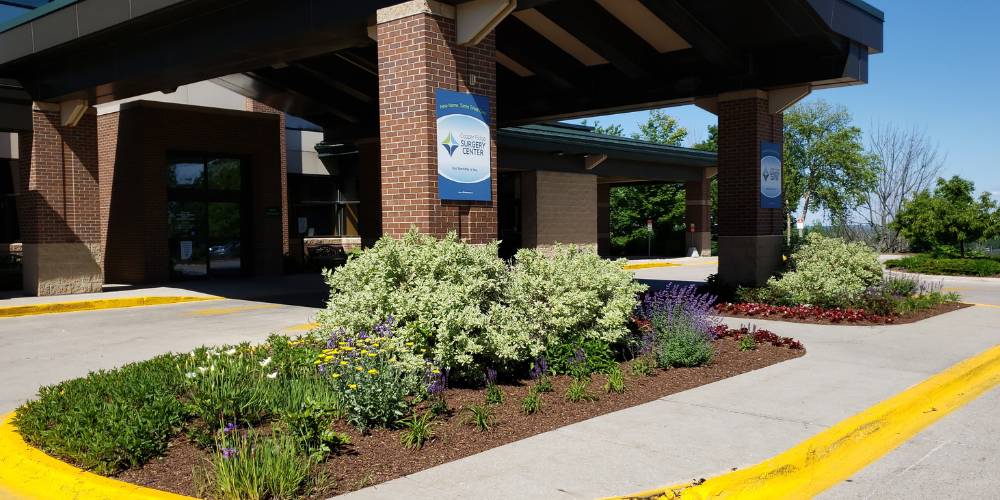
[0,0,883,135]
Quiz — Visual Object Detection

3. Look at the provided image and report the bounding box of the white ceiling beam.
[594,0,690,53]
[496,51,535,77]
[457,0,516,46]
[584,153,609,170]
[512,9,608,66]
[60,100,89,127]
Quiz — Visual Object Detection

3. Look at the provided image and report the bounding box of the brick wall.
[716,95,784,238]
[100,101,283,283]
[522,170,598,251]
[376,9,498,244]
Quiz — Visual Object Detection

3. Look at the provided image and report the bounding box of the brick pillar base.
[16,105,103,296]
[685,177,711,257]
[376,2,498,244]
[717,90,784,286]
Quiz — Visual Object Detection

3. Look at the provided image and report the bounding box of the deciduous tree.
[893,176,998,257]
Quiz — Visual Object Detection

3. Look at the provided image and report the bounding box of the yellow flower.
[431,369,440,374]
[348,384,357,390]
[372,343,380,348]
[367,353,377,358]
[368,369,379,375]
[339,361,348,366]
[313,360,322,365]
[332,373,341,379]
[361,349,369,355]
[356,366,363,372]
[338,341,348,346]
[342,346,354,352]
[405,342,414,347]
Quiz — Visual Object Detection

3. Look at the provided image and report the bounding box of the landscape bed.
[714,301,970,325]
[115,335,803,497]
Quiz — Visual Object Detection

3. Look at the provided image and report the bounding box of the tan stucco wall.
[522,170,597,252]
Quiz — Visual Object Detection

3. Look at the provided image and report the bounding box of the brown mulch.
[116,339,804,498]
[717,302,972,326]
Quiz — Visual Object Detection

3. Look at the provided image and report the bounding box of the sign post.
[435,88,492,201]
[646,218,653,257]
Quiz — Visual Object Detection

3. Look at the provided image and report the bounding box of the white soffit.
[594,0,690,53]
[496,51,535,76]
[512,9,608,66]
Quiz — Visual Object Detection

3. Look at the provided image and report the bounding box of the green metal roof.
[499,122,716,167]
[0,0,74,34]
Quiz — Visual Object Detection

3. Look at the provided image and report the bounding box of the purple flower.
[638,284,718,344]
[529,356,548,380]
[427,367,449,395]
[485,367,497,385]
[221,447,238,459]
[317,364,326,374]
[223,423,238,434]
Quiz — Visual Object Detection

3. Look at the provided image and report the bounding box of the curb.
[0,296,221,318]
[623,263,680,270]
[0,412,195,499]
[607,341,1000,499]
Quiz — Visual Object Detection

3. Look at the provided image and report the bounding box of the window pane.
[168,160,205,188]
[207,158,241,190]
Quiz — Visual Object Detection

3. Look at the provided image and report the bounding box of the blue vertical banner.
[760,141,783,209]
[435,88,492,201]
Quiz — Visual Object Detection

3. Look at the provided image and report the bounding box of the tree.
[587,110,688,255]
[893,176,998,257]
[856,123,944,251]
[784,100,875,236]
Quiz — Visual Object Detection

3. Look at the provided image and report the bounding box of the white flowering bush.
[315,232,644,372]
[766,233,882,307]
[487,246,646,362]
[315,230,506,369]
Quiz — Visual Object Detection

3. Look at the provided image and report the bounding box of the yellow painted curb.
[0,413,195,499]
[0,296,221,318]
[609,341,1000,500]
[186,303,280,317]
[972,303,1000,309]
[623,263,680,270]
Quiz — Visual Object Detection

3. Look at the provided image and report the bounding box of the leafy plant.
[886,254,1000,277]
[533,376,554,394]
[738,334,757,352]
[13,354,187,475]
[655,329,714,368]
[546,339,616,378]
[485,383,504,405]
[604,366,626,394]
[565,379,598,403]
[201,430,311,500]
[630,357,653,377]
[182,346,275,429]
[520,393,541,415]
[279,399,349,462]
[764,233,883,308]
[465,404,493,432]
[398,412,435,450]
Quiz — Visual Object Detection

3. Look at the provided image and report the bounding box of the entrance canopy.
[0,0,883,135]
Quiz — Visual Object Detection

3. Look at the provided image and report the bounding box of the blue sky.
[572,0,1000,200]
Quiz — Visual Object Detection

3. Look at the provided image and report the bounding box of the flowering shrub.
[317,232,643,372]
[316,319,434,430]
[713,325,804,349]
[317,230,506,369]
[765,233,883,307]
[714,302,895,323]
[635,284,718,368]
[488,246,645,363]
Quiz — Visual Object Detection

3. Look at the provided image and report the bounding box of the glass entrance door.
[167,156,246,280]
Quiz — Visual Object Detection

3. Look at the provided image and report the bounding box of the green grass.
[885,254,1000,277]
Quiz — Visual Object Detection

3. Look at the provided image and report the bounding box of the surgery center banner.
[436,88,492,201]
[760,141,783,209]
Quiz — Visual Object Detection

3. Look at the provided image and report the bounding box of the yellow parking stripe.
[610,341,1000,499]
[186,304,281,316]
[0,296,220,318]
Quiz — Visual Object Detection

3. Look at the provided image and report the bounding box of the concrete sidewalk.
[339,305,1000,499]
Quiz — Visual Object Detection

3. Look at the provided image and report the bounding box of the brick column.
[376,0,498,243]
[15,104,103,295]
[716,90,784,286]
[685,177,711,257]
[597,183,611,257]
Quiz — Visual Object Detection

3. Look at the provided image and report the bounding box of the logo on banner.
[441,132,459,157]
[760,141,783,209]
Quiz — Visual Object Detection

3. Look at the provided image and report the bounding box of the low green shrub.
[766,233,883,308]
[398,411,435,450]
[545,337,617,378]
[279,399,349,462]
[630,357,653,377]
[565,379,598,403]
[738,334,757,352]
[485,382,504,405]
[200,430,311,500]
[603,366,626,394]
[520,392,541,415]
[532,376,554,394]
[654,329,714,368]
[13,354,187,475]
[465,404,493,432]
[885,254,1000,277]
